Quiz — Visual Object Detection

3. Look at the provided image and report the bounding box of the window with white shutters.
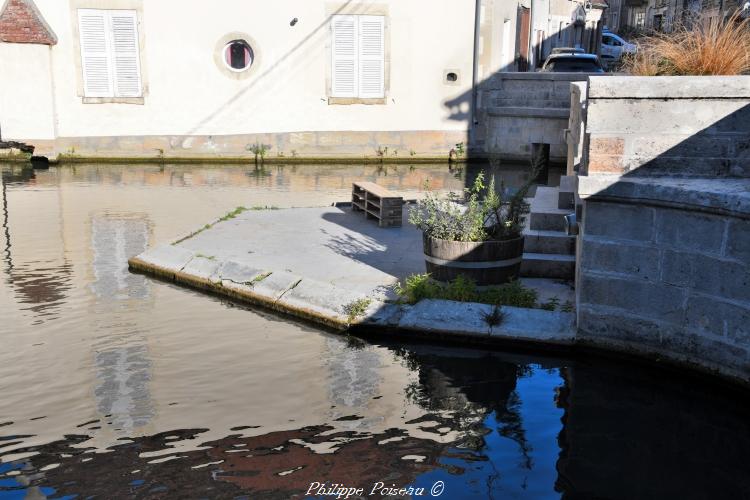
[331,15,384,99]
[78,9,142,98]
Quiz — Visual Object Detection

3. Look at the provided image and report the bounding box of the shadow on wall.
[440,9,607,160]
[597,104,750,178]
[443,26,603,165]
[185,0,357,135]
[578,76,750,382]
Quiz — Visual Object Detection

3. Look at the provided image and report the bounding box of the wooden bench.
[351,181,403,227]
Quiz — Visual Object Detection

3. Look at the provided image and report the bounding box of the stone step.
[529,208,569,232]
[521,253,576,280]
[523,229,576,255]
[558,175,577,210]
[529,186,561,211]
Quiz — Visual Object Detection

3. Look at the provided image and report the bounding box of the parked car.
[550,47,585,55]
[601,31,637,60]
[540,53,605,73]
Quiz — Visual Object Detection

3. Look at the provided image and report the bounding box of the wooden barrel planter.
[422,234,524,286]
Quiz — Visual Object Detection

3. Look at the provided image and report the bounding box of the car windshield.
[546,57,603,72]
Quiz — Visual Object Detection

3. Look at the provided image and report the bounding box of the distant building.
[618,0,748,32]
[0,0,606,160]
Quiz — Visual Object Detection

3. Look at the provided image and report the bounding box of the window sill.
[82,96,145,105]
[328,97,386,105]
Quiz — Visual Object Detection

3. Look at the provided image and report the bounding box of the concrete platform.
[129,206,575,344]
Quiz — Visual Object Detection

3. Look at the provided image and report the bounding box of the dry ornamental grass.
[624,12,750,76]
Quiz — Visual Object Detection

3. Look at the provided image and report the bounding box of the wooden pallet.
[351,181,403,227]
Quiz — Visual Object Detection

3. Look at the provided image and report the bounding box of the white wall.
[0,42,56,140]
[19,0,476,140]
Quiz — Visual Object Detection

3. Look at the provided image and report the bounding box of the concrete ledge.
[578,176,750,218]
[588,76,750,99]
[128,254,576,343]
[397,299,575,345]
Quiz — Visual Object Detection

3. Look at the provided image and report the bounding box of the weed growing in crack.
[220,206,248,222]
[481,305,506,333]
[246,272,272,286]
[343,298,372,323]
[540,297,560,311]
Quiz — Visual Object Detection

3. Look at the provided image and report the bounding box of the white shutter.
[110,11,142,97]
[358,16,384,98]
[331,15,358,97]
[78,9,113,98]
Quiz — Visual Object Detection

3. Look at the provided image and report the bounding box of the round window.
[223,40,254,71]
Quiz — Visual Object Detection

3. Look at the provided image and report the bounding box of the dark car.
[550,47,585,55]
[540,53,605,73]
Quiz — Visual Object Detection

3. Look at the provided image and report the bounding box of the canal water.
[1,163,749,499]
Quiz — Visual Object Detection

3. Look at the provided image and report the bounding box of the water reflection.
[1,162,748,499]
[1,167,73,322]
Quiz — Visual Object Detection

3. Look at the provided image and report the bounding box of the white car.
[601,31,637,61]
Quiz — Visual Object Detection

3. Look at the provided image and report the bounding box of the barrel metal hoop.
[423,255,522,269]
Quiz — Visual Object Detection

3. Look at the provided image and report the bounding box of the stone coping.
[588,75,750,99]
[128,245,576,346]
[578,175,750,217]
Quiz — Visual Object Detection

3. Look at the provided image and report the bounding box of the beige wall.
[2,0,476,152]
[0,42,56,140]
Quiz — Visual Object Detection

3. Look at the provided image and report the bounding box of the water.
[1,163,749,499]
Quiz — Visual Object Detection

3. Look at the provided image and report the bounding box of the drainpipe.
[470,0,482,141]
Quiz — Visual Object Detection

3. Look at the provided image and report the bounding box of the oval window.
[223,40,254,71]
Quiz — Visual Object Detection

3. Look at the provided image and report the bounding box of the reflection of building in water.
[89,214,155,431]
[324,338,383,429]
[90,215,150,300]
[10,425,445,499]
[1,166,72,322]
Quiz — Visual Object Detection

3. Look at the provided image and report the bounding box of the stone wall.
[34,130,467,162]
[576,76,750,384]
[472,72,591,162]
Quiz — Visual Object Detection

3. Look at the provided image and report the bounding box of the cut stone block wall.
[583,76,750,177]
[473,72,591,162]
[576,76,750,384]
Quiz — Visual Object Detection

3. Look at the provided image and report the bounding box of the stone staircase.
[520,176,577,280]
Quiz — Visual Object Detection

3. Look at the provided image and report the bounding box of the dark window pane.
[230,42,246,69]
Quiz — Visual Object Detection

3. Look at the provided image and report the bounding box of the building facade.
[0,0,605,160]
[616,0,749,33]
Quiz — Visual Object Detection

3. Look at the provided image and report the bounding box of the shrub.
[624,13,750,76]
[409,168,537,242]
[477,280,537,309]
[394,273,443,304]
[394,273,539,309]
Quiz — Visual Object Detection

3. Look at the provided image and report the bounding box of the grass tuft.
[394,273,538,309]
[481,305,506,330]
[343,298,372,323]
[219,206,248,222]
[624,13,750,76]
